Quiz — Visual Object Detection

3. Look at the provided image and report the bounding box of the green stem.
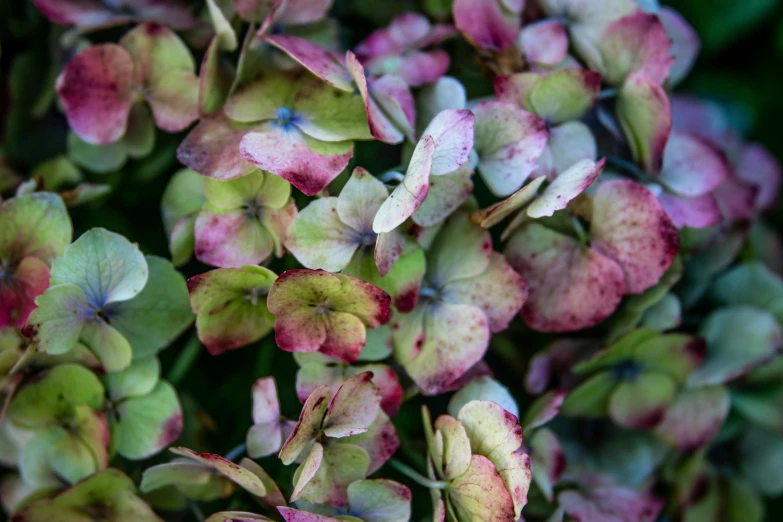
[389,459,449,490]
[188,501,205,522]
[599,88,618,100]
[167,333,202,386]
[605,155,650,182]
[225,442,247,462]
[570,216,589,246]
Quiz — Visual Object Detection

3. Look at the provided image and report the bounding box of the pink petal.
[240,124,353,196]
[264,34,353,91]
[659,7,699,86]
[505,223,626,332]
[658,193,721,229]
[277,0,333,25]
[659,131,729,198]
[56,44,137,145]
[374,228,406,276]
[712,175,758,222]
[177,112,258,180]
[655,386,730,453]
[194,209,274,268]
[396,50,450,87]
[598,12,673,85]
[32,0,198,30]
[453,0,521,51]
[370,75,416,139]
[518,20,568,65]
[0,256,50,329]
[346,53,406,144]
[591,180,679,294]
[736,143,781,211]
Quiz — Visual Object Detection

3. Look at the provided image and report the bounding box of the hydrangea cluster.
[1,1,782,521]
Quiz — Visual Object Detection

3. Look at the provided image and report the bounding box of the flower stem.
[389,459,449,490]
[571,216,589,245]
[225,442,247,462]
[380,170,406,183]
[599,88,618,100]
[605,155,649,181]
[167,333,201,386]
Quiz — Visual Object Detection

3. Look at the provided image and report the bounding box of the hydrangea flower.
[423,400,531,521]
[25,229,193,371]
[194,169,297,268]
[453,0,523,53]
[56,23,200,145]
[391,211,527,395]
[353,13,455,87]
[31,0,199,31]
[178,70,372,195]
[267,269,391,362]
[505,179,678,332]
[561,329,705,429]
[285,167,426,311]
[188,266,277,355]
[0,192,72,329]
[278,372,399,507]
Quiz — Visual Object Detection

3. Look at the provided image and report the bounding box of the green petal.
[427,211,491,287]
[739,427,783,496]
[225,74,296,123]
[0,191,72,263]
[203,169,266,210]
[292,442,324,502]
[120,22,196,87]
[108,256,194,359]
[51,228,148,306]
[342,247,425,314]
[104,356,161,401]
[293,76,373,142]
[433,415,471,480]
[25,283,89,356]
[655,385,729,452]
[48,407,109,484]
[115,381,182,460]
[285,198,360,272]
[170,447,268,498]
[560,372,616,417]
[337,167,389,233]
[608,372,676,428]
[67,131,129,174]
[347,479,411,522]
[634,333,704,383]
[616,72,671,173]
[341,410,398,474]
[712,262,783,324]
[7,363,104,428]
[80,318,133,372]
[293,440,370,507]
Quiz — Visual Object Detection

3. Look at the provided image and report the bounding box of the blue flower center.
[276,107,296,128]
[613,360,642,381]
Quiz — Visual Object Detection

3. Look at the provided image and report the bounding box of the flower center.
[277,106,295,128]
[244,287,268,306]
[613,360,642,381]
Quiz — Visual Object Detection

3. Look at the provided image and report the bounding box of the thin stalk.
[605,155,650,182]
[599,88,618,100]
[188,501,205,522]
[225,442,247,462]
[167,333,202,386]
[571,216,589,246]
[388,458,449,490]
[380,170,406,183]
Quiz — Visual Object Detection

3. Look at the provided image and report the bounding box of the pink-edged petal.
[473,101,548,196]
[654,385,729,452]
[558,484,663,522]
[194,209,274,268]
[471,177,544,229]
[370,75,416,139]
[239,124,353,196]
[279,385,332,464]
[529,428,566,502]
[658,193,721,229]
[736,143,781,211]
[320,312,369,363]
[597,12,673,86]
[608,372,676,429]
[252,377,281,425]
[284,197,359,272]
[659,7,699,86]
[441,252,527,333]
[518,20,568,65]
[170,447,268,497]
[374,228,406,277]
[402,303,490,395]
[412,164,473,227]
[453,0,521,51]
[448,455,517,521]
[31,0,119,27]
[527,158,605,218]
[346,53,404,144]
[372,136,435,233]
[323,372,380,438]
[278,507,340,522]
[591,179,679,294]
[395,50,450,87]
[659,132,729,197]
[617,72,672,173]
[505,223,626,332]
[0,257,50,329]
[177,113,258,180]
[56,44,137,145]
[352,365,403,418]
[264,35,353,91]
[146,69,200,132]
[420,109,474,176]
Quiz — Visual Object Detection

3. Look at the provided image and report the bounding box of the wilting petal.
[170,448,268,497]
[56,44,137,145]
[195,209,274,268]
[617,72,672,173]
[655,385,729,452]
[527,158,605,218]
[505,223,625,332]
[177,113,258,181]
[285,198,360,272]
[280,385,332,464]
[597,13,673,86]
[473,101,548,196]
[0,256,50,329]
[347,53,406,145]
[558,483,662,522]
[591,180,679,294]
[371,75,416,139]
[240,124,353,196]
[373,136,435,233]
[472,177,544,229]
[453,0,521,51]
[323,372,381,438]
[448,455,516,521]
[413,164,473,227]
[518,20,568,65]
